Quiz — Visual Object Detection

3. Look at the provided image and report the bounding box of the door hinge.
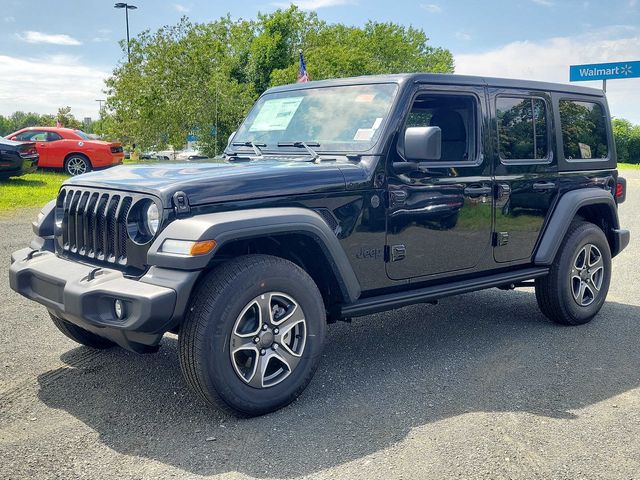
[493,232,509,247]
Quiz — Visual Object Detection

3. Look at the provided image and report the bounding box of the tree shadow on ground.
[37,289,640,478]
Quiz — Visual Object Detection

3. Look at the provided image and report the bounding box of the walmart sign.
[570,61,640,82]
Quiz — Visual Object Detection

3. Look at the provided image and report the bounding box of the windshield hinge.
[172,191,191,218]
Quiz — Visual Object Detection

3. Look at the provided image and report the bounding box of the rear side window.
[496,97,548,161]
[559,100,608,160]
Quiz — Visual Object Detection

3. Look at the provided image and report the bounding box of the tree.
[101,6,454,156]
[613,118,640,164]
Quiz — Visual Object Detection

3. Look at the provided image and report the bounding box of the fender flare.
[534,188,620,265]
[147,207,361,303]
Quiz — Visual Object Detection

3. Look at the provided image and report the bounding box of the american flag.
[297,49,310,83]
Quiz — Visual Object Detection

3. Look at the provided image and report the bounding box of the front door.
[385,86,493,280]
[489,88,559,263]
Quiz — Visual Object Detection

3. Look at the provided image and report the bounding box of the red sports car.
[6,127,124,176]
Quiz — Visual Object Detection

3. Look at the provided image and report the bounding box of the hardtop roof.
[266,73,604,97]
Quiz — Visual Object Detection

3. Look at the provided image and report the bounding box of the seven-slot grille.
[56,187,133,266]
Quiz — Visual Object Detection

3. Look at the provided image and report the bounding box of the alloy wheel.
[67,157,87,176]
[570,243,604,307]
[229,292,307,388]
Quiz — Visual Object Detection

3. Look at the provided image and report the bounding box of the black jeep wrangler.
[10,74,629,416]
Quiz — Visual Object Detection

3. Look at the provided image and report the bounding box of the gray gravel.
[1,172,639,480]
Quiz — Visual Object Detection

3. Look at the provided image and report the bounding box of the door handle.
[533,181,556,192]
[464,185,492,197]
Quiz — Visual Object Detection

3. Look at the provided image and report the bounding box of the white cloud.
[4,16,16,22]
[17,31,82,46]
[455,30,640,123]
[271,0,352,9]
[0,54,108,119]
[456,31,472,41]
[174,3,190,13]
[531,0,554,6]
[421,3,442,13]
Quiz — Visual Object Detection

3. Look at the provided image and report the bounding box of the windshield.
[232,83,398,153]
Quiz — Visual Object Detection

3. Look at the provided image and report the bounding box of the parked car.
[175,148,208,161]
[9,74,629,417]
[6,127,124,176]
[0,138,38,179]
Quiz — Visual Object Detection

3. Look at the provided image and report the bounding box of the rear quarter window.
[559,100,609,161]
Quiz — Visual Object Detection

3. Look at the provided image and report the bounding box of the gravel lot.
[1,171,639,480]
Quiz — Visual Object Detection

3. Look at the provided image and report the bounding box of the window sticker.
[578,142,592,159]
[355,94,376,103]
[249,97,304,132]
[372,117,383,130]
[354,128,374,141]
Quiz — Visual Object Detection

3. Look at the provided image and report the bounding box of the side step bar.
[340,267,549,318]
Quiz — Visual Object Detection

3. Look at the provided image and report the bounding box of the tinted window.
[15,131,46,141]
[559,100,608,160]
[404,94,477,162]
[47,132,63,141]
[497,97,548,161]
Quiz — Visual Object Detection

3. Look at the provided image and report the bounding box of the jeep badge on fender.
[9,74,629,417]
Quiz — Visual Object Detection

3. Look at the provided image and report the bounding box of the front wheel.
[178,255,326,416]
[535,221,612,325]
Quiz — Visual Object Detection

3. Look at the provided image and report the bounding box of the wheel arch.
[64,151,92,167]
[534,188,621,265]
[147,208,362,306]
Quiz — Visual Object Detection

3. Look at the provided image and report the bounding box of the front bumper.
[9,248,198,352]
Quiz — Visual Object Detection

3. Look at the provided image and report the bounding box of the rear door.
[489,88,558,263]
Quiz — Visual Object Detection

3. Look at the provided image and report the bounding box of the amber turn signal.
[190,240,217,256]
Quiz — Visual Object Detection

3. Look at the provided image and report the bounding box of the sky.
[1,0,639,122]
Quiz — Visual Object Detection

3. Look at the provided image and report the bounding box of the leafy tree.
[101,6,454,156]
[613,118,640,164]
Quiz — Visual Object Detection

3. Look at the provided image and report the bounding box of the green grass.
[0,171,68,214]
[618,163,640,170]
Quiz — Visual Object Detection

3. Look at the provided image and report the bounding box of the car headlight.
[127,199,160,245]
[145,203,159,235]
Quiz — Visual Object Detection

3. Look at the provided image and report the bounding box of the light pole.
[114,3,137,62]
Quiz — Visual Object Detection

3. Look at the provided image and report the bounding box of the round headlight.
[145,203,160,235]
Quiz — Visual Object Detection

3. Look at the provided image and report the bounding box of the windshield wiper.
[232,141,265,157]
[277,141,320,160]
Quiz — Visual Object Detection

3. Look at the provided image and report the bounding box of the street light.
[95,99,105,118]
[114,3,137,62]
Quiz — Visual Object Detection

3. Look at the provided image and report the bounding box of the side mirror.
[404,126,441,162]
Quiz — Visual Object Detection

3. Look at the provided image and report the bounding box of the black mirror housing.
[404,126,442,162]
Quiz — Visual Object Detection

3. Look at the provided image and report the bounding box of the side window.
[497,97,548,161]
[404,94,477,163]
[47,132,63,141]
[15,131,42,141]
[559,100,609,160]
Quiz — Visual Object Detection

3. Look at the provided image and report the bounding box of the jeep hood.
[64,159,354,206]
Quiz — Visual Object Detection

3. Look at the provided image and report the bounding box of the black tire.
[535,221,612,325]
[49,313,115,349]
[64,154,92,176]
[179,254,326,417]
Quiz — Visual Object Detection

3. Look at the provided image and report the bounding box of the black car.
[9,74,629,417]
[0,138,38,178]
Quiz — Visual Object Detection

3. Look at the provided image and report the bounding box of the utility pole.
[95,99,105,118]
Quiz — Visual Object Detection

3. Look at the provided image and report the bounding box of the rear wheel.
[65,154,91,176]
[179,255,326,417]
[49,313,115,349]
[535,221,611,325]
